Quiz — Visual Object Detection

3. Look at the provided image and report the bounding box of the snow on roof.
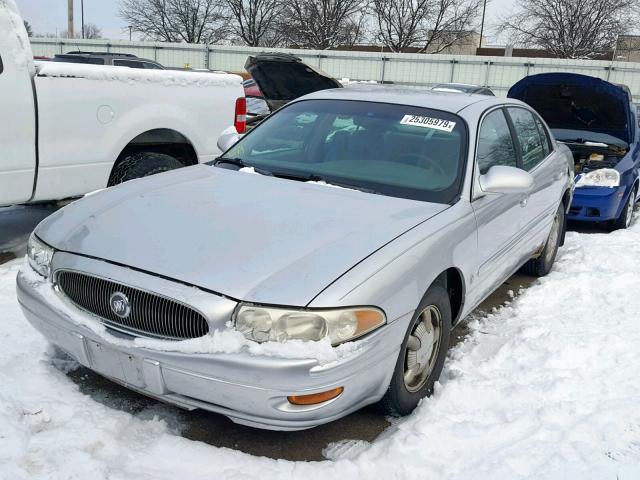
[0,0,35,76]
[36,61,243,88]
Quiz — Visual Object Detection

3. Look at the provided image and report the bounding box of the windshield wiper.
[272,171,381,194]
[213,157,273,176]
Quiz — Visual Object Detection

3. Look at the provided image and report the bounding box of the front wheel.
[380,284,451,416]
[521,202,564,277]
[610,188,636,231]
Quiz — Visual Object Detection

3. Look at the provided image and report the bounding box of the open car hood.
[508,73,634,145]
[245,53,343,112]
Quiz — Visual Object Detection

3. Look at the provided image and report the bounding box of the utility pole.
[67,0,74,39]
[81,0,85,39]
[478,0,487,49]
[129,26,132,41]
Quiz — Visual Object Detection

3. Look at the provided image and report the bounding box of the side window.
[113,59,144,69]
[142,62,163,70]
[477,109,517,175]
[508,107,545,171]
[534,116,551,156]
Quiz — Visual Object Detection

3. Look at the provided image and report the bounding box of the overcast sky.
[15,0,516,44]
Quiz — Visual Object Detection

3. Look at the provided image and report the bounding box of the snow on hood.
[35,165,446,306]
[0,0,35,76]
[508,72,634,145]
[36,61,243,88]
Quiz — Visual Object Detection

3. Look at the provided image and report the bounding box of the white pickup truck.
[0,1,243,206]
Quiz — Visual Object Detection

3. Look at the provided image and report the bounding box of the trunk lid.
[245,53,343,112]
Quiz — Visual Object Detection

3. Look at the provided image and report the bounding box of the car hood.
[37,165,447,306]
[245,53,343,112]
[508,72,634,145]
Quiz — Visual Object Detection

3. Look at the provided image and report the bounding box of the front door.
[471,108,533,301]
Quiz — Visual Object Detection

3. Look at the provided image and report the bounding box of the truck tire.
[521,202,564,277]
[380,284,451,416]
[108,152,183,186]
[609,187,636,231]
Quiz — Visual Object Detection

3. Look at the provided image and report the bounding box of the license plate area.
[86,340,146,389]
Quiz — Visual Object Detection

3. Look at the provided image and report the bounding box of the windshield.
[222,99,467,203]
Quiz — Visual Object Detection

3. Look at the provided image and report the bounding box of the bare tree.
[500,0,635,58]
[83,23,103,39]
[226,0,284,46]
[119,0,229,43]
[371,0,481,53]
[281,0,365,49]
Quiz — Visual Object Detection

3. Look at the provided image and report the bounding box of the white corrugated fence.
[30,38,640,100]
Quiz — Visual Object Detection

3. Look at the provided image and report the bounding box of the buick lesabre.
[18,86,573,430]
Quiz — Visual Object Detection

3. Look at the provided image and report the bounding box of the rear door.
[506,106,562,250]
[0,19,37,205]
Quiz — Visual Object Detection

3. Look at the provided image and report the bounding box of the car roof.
[297,84,512,113]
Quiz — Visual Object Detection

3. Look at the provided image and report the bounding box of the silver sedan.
[18,86,574,430]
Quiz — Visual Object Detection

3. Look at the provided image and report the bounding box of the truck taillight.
[235,97,247,134]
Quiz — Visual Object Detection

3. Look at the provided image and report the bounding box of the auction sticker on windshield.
[400,115,456,132]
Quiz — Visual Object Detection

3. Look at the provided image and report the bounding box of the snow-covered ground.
[2,224,640,479]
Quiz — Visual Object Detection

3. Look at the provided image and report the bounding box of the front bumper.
[16,261,402,431]
[567,185,628,222]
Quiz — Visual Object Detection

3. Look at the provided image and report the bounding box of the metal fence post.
[525,62,533,76]
[380,56,388,83]
[449,59,458,82]
[484,61,492,87]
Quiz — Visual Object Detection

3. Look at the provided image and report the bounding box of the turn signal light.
[234,97,247,133]
[287,387,344,405]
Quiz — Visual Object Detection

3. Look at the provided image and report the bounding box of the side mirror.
[479,165,533,194]
[217,126,242,153]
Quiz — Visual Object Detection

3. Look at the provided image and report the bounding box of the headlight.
[234,304,386,346]
[575,168,620,188]
[27,233,54,277]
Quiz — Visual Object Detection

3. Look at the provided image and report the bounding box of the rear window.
[224,99,468,204]
[53,55,104,65]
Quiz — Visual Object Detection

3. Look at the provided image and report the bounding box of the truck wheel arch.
[108,128,199,186]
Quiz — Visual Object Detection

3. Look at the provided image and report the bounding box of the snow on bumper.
[16,268,400,431]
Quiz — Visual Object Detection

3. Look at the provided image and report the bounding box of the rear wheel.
[610,187,636,231]
[380,284,451,416]
[108,152,183,186]
[521,202,564,277]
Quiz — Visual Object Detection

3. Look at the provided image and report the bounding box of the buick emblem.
[109,291,131,319]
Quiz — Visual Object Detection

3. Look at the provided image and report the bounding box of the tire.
[609,187,636,231]
[380,284,451,416]
[108,152,183,187]
[521,202,564,277]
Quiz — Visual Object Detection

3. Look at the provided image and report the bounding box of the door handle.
[519,195,529,207]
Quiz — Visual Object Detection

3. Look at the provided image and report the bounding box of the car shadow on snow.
[49,272,535,462]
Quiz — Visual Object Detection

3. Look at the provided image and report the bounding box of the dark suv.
[52,52,164,70]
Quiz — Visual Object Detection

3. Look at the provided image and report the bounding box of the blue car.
[509,73,639,229]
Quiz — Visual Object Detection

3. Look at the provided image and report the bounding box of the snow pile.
[2,224,640,478]
[36,62,243,88]
[0,0,35,75]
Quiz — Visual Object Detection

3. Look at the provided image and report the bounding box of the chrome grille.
[56,270,209,340]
